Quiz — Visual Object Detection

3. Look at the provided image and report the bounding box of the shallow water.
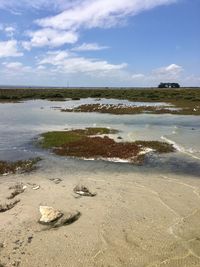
[0,99,200,177]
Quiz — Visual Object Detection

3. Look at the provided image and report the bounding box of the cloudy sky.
[0,0,199,87]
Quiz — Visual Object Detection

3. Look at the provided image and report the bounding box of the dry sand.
[1,168,200,267]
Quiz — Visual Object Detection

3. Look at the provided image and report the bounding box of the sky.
[0,0,199,87]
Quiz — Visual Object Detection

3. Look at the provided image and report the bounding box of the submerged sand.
[1,166,200,267]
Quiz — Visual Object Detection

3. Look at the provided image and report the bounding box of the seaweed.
[0,157,41,176]
[39,129,175,164]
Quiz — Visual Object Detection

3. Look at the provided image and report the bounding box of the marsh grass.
[40,128,119,148]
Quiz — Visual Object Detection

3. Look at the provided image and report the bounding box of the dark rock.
[52,211,81,228]
[27,236,33,244]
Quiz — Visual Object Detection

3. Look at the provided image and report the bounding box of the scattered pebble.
[73,185,96,197]
[49,178,62,184]
[32,185,40,190]
[27,236,33,244]
[12,260,21,266]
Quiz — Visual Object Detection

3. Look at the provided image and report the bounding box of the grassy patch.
[40,131,83,148]
[40,128,119,148]
[0,157,41,175]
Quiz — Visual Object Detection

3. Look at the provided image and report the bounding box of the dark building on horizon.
[158,82,180,88]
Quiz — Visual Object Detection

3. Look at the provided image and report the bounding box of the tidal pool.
[0,99,200,177]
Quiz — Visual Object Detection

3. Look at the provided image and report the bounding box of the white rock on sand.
[39,206,63,223]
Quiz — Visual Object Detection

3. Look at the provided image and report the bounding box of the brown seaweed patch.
[0,199,20,213]
[61,103,172,114]
[39,129,175,164]
[0,157,41,176]
[54,136,142,163]
[7,183,25,199]
[61,103,184,115]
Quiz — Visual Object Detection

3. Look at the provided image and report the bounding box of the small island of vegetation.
[38,127,175,164]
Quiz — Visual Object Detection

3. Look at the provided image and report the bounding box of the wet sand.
[1,164,200,267]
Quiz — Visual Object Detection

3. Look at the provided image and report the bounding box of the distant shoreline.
[0,86,200,90]
[0,87,200,115]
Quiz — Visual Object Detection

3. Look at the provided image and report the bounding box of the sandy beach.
[1,161,200,267]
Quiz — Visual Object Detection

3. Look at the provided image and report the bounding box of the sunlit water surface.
[0,99,200,177]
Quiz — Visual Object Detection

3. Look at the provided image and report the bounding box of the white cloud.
[72,42,109,51]
[5,26,15,33]
[0,24,16,36]
[37,65,46,70]
[17,0,176,49]
[131,73,145,80]
[36,0,177,30]
[0,0,176,15]
[38,50,127,74]
[152,63,183,78]
[22,28,78,49]
[0,40,23,58]
[129,63,184,85]
[2,61,31,72]
[0,0,77,11]
[3,62,23,69]
[5,26,16,37]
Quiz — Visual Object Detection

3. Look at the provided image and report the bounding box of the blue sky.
[0,0,199,87]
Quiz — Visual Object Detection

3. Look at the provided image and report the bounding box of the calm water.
[0,99,200,177]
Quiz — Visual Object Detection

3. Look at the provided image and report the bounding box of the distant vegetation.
[0,87,200,115]
[0,87,199,102]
